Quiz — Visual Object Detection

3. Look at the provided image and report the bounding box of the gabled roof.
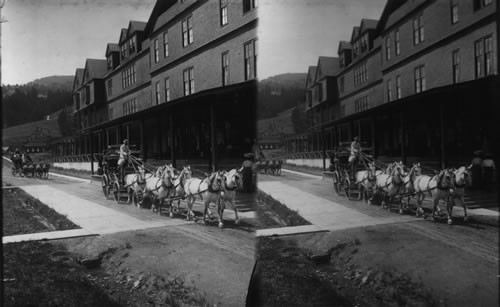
[359,18,378,34]
[376,0,412,33]
[83,59,108,83]
[143,0,177,36]
[305,66,318,89]
[350,26,360,42]
[316,57,340,80]
[105,43,120,56]
[127,21,147,37]
[73,68,84,91]
[119,28,128,45]
[337,41,352,54]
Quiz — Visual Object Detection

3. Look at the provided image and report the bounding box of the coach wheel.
[332,171,341,195]
[102,176,110,198]
[344,177,351,199]
[113,182,121,203]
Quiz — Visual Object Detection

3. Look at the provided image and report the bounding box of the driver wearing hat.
[118,139,130,169]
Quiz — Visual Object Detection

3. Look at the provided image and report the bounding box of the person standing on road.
[470,151,483,189]
[481,153,496,191]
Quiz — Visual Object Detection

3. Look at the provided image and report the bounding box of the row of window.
[354,96,369,113]
[353,62,368,86]
[121,64,137,89]
[121,36,137,61]
[123,98,137,116]
[353,33,369,59]
[385,29,401,60]
[385,34,494,102]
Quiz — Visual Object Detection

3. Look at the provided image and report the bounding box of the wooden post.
[169,112,176,168]
[321,127,326,171]
[440,104,446,169]
[90,132,94,175]
[210,103,216,172]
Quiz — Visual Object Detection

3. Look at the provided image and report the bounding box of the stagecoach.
[330,145,375,199]
[100,145,142,203]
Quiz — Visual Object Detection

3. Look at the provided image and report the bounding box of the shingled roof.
[105,43,120,56]
[338,41,352,54]
[73,68,85,91]
[316,57,340,80]
[84,59,108,82]
[128,21,147,37]
[305,66,318,89]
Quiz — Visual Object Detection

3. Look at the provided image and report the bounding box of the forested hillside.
[2,76,73,128]
[258,73,307,119]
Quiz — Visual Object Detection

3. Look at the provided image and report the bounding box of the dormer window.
[121,44,127,60]
[128,36,136,54]
[340,53,345,68]
[360,33,369,52]
[107,56,113,70]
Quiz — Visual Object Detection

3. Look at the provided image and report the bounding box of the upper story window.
[413,14,424,45]
[414,65,426,93]
[163,32,169,58]
[155,81,161,104]
[396,75,401,99]
[107,79,112,97]
[183,67,195,96]
[354,62,368,87]
[386,79,392,102]
[385,36,391,61]
[107,55,113,70]
[123,98,137,116]
[395,29,400,56]
[220,0,228,26]
[353,40,359,58]
[244,39,257,80]
[121,44,127,60]
[474,35,493,79]
[182,16,194,47]
[473,0,492,11]
[222,51,230,86]
[354,96,369,113]
[360,33,369,53]
[154,39,159,63]
[243,0,256,13]
[128,36,136,54]
[317,82,323,102]
[164,78,170,102]
[450,0,459,24]
[121,64,136,89]
[452,49,460,84]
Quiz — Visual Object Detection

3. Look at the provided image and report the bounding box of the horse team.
[12,161,50,179]
[255,159,282,175]
[354,161,471,225]
[123,164,242,228]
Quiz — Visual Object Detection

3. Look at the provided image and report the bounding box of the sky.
[1,0,388,85]
[1,0,155,85]
[258,0,387,79]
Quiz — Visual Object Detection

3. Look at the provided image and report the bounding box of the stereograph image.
[2,0,498,306]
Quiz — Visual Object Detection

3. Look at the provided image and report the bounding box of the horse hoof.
[169,212,174,218]
[399,209,403,215]
[218,222,224,228]
[235,220,240,225]
[447,219,453,225]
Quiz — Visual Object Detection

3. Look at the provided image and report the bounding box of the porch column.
[169,112,176,167]
[440,104,446,169]
[90,132,94,175]
[321,127,326,171]
[210,102,216,172]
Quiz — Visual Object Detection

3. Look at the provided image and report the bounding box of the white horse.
[400,163,422,214]
[413,169,456,224]
[124,165,151,207]
[168,166,192,217]
[183,171,224,225]
[374,162,405,211]
[354,162,381,203]
[217,169,242,227]
[144,166,175,215]
[449,166,472,222]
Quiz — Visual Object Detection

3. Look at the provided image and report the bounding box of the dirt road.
[257,171,499,306]
[3,164,257,306]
